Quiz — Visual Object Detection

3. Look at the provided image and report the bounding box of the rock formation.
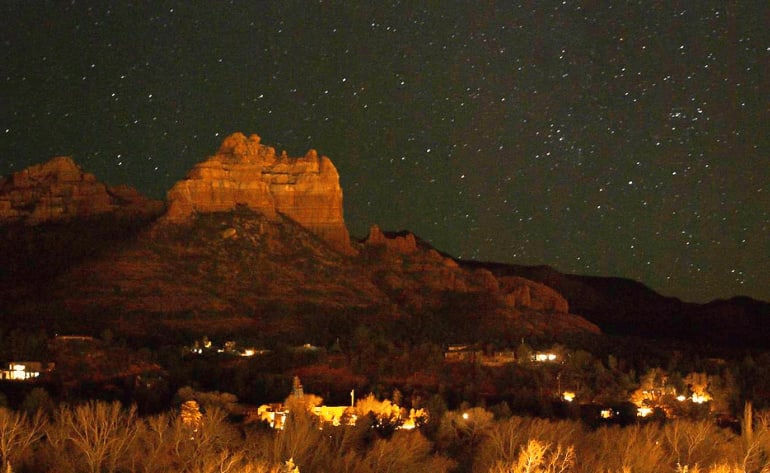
[165,133,353,254]
[364,225,418,254]
[0,156,162,224]
[499,276,569,313]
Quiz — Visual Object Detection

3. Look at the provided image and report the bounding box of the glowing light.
[692,393,710,404]
[462,412,469,420]
[562,391,575,402]
[2,363,41,381]
[637,407,653,417]
[400,420,416,430]
[532,352,558,362]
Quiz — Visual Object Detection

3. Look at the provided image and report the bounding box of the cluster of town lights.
[558,389,711,418]
[636,391,711,417]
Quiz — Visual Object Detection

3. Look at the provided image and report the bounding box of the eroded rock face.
[499,276,570,313]
[165,133,353,253]
[365,225,418,254]
[0,156,162,224]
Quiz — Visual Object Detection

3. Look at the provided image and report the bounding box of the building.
[444,345,483,363]
[0,361,53,381]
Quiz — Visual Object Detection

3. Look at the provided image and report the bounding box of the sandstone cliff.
[365,225,418,254]
[165,133,353,254]
[0,156,163,224]
[362,223,579,319]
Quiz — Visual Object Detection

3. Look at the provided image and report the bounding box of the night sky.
[2,2,768,303]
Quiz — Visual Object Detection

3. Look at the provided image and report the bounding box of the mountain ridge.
[1,133,767,348]
[459,259,770,347]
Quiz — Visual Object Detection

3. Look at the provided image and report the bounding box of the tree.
[0,408,45,472]
[180,400,203,432]
[172,406,245,473]
[664,419,720,467]
[361,431,454,473]
[684,372,712,403]
[355,393,403,433]
[130,412,177,473]
[176,386,239,414]
[488,439,575,473]
[46,401,139,473]
[437,407,494,471]
[20,387,55,415]
[474,416,581,472]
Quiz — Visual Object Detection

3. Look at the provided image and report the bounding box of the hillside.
[0,134,600,347]
[461,260,770,347]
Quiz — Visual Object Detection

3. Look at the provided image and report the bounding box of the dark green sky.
[2,1,768,302]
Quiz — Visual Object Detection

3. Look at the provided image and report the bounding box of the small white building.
[0,361,53,381]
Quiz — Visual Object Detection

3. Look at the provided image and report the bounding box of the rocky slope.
[14,207,597,343]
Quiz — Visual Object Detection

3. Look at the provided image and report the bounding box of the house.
[0,361,54,381]
[256,403,288,429]
[482,350,517,367]
[531,351,559,363]
[444,345,483,363]
[312,405,354,426]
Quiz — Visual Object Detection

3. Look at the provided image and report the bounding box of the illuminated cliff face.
[165,132,353,254]
[0,156,162,224]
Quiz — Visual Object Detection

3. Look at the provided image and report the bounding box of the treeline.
[3,400,770,473]
[0,400,450,473]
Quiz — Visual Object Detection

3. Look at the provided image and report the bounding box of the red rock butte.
[164,132,353,254]
[0,156,161,224]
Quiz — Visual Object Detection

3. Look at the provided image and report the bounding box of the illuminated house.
[531,352,558,362]
[256,377,424,431]
[0,361,53,381]
[444,345,483,363]
[312,405,355,427]
[257,403,288,429]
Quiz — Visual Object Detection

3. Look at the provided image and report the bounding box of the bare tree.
[46,401,139,473]
[172,406,248,473]
[664,419,719,466]
[269,409,325,470]
[0,408,45,471]
[736,405,770,472]
[129,411,179,473]
[577,424,667,473]
[488,439,575,473]
[362,431,454,473]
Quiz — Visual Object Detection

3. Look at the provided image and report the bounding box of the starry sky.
[2,1,769,303]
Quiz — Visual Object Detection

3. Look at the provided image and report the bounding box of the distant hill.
[459,260,770,347]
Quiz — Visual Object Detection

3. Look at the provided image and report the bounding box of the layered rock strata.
[364,225,418,254]
[0,156,162,224]
[165,133,352,253]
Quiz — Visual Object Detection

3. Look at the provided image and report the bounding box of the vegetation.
[2,400,770,472]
